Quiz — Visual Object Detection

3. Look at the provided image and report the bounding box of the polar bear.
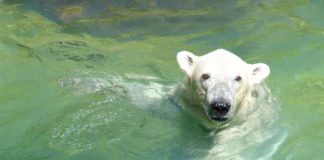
[175,49,287,159]
[176,49,271,128]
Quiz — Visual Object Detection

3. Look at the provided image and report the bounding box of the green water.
[0,0,323,159]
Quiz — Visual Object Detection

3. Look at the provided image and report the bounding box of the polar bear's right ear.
[177,51,198,76]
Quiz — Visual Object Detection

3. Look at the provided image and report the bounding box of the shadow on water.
[29,40,108,68]
[3,0,246,38]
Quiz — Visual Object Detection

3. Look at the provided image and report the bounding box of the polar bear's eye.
[201,74,210,80]
[235,76,242,82]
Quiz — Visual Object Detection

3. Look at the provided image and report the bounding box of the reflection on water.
[0,0,324,159]
[3,0,244,37]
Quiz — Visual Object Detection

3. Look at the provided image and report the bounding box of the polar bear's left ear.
[177,51,198,76]
[250,63,270,84]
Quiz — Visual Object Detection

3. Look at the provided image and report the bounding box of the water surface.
[0,0,323,159]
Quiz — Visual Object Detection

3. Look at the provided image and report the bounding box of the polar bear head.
[177,49,270,122]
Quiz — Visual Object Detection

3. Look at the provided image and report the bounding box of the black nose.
[210,100,231,115]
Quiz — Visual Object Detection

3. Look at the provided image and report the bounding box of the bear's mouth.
[210,115,228,122]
